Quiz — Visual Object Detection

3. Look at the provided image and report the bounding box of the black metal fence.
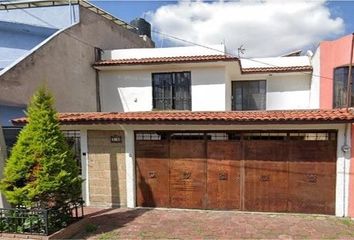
[0,199,84,235]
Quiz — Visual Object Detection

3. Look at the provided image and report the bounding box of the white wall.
[99,66,227,112]
[102,44,225,60]
[231,73,312,110]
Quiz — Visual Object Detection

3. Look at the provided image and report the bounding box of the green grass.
[339,218,353,227]
[98,231,117,240]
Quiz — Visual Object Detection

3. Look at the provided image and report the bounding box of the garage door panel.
[136,140,170,207]
[288,141,336,214]
[207,141,241,210]
[170,140,206,209]
[244,141,288,212]
[288,163,336,214]
[170,159,206,208]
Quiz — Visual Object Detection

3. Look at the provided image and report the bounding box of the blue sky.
[91,1,354,57]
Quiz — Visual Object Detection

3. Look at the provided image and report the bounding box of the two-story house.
[12,42,354,217]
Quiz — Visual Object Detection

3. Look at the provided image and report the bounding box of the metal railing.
[0,199,84,235]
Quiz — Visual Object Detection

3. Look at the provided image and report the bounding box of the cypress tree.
[0,87,82,208]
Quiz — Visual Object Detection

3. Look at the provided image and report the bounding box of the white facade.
[102,44,226,60]
[236,73,312,110]
[100,65,229,112]
[99,70,312,112]
[98,45,313,112]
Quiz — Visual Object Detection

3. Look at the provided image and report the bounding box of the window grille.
[289,132,336,141]
[152,72,191,110]
[62,130,81,172]
[243,132,287,140]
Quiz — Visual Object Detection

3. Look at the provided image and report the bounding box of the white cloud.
[147,0,344,57]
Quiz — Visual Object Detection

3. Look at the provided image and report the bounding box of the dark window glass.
[152,72,191,110]
[2,127,22,156]
[232,80,266,110]
[333,66,354,108]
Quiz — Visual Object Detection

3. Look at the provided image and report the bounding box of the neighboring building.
[12,42,354,217]
[311,33,354,217]
[0,0,154,151]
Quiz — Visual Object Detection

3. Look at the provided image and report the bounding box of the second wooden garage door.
[135,131,336,214]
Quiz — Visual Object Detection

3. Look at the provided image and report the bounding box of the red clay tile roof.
[93,55,239,66]
[12,109,354,125]
[242,65,313,74]
[94,55,312,73]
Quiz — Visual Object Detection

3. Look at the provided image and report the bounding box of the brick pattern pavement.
[73,208,354,239]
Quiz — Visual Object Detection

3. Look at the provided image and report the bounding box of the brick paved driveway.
[73,208,354,239]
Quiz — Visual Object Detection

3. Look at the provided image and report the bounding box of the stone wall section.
[87,130,126,207]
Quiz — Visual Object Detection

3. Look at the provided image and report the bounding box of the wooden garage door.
[288,133,337,214]
[207,139,242,210]
[244,140,289,212]
[135,138,170,207]
[135,131,337,214]
[170,138,207,209]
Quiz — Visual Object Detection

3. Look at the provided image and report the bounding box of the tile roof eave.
[12,109,354,126]
[241,66,313,74]
[93,55,239,68]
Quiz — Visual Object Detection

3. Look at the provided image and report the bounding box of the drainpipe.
[346,33,354,111]
[94,48,102,112]
[343,33,354,217]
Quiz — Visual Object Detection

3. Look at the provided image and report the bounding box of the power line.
[151,29,333,81]
[5,2,335,81]
[19,7,98,49]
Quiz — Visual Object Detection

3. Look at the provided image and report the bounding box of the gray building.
[0,0,154,151]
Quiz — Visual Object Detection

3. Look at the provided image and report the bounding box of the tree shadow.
[73,208,151,239]
[137,164,155,207]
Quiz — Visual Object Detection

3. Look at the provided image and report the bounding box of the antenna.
[237,44,245,58]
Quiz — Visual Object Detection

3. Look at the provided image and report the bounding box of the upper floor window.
[152,72,191,110]
[333,66,354,108]
[232,80,266,111]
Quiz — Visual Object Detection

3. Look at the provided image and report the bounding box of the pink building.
[314,33,354,216]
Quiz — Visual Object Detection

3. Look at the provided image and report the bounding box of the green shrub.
[0,87,82,208]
